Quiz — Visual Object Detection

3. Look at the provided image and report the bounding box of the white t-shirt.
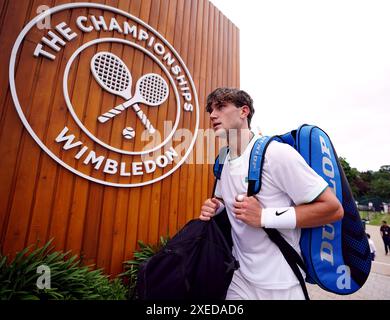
[215,134,328,289]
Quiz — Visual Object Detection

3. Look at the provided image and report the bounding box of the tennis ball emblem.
[122,127,136,140]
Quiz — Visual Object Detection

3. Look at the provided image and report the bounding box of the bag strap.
[212,145,229,196]
[248,136,310,300]
[212,146,235,251]
[262,228,309,300]
[213,146,229,180]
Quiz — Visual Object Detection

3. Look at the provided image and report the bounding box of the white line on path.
[373,261,390,266]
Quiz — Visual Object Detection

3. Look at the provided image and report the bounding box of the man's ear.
[241,105,250,118]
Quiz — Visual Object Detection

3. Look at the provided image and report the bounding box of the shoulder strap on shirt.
[247,136,278,195]
[213,146,229,180]
[212,145,234,250]
[212,145,229,197]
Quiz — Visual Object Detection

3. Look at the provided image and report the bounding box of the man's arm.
[295,187,344,228]
[232,187,343,228]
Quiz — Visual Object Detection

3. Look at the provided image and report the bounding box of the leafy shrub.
[0,240,127,300]
[121,237,169,299]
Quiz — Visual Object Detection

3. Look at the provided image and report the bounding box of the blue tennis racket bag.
[214,124,371,296]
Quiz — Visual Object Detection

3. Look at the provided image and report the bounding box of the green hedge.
[360,211,390,226]
[120,237,169,300]
[0,240,127,300]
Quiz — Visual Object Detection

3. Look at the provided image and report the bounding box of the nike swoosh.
[275,209,288,216]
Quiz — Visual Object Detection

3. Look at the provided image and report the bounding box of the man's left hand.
[233,195,262,228]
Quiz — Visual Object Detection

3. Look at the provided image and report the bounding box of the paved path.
[307,225,390,299]
[307,270,390,300]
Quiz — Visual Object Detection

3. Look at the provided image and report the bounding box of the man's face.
[208,102,246,137]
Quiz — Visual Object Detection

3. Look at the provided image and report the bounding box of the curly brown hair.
[206,88,254,127]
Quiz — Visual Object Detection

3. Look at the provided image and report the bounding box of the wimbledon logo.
[9,3,199,187]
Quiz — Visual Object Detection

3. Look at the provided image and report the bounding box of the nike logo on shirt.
[275,209,288,216]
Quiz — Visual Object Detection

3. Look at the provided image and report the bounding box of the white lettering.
[132,162,144,176]
[109,17,123,33]
[103,159,118,174]
[55,22,77,41]
[55,127,83,150]
[146,305,180,318]
[322,224,335,240]
[182,92,192,102]
[163,53,175,66]
[154,43,165,55]
[138,29,149,41]
[147,36,156,47]
[156,155,169,168]
[184,102,193,112]
[144,160,157,174]
[323,157,335,178]
[176,75,187,86]
[41,31,66,51]
[76,16,93,32]
[171,65,181,76]
[123,22,137,37]
[336,265,351,290]
[34,43,56,60]
[120,162,131,176]
[83,151,105,170]
[165,147,178,162]
[328,179,337,194]
[75,146,89,159]
[91,15,108,31]
[319,136,331,158]
[320,241,334,266]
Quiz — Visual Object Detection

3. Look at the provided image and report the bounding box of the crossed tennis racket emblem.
[90,52,169,138]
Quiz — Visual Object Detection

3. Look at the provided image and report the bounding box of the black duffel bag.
[136,210,239,300]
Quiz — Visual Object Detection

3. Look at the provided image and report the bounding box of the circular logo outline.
[9,2,200,187]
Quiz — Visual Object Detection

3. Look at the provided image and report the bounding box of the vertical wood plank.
[175,0,192,230]
[201,2,214,206]
[167,0,185,239]
[183,0,198,222]
[192,0,207,219]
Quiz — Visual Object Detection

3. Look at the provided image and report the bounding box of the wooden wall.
[0,0,239,275]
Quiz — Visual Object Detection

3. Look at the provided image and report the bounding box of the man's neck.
[227,128,254,159]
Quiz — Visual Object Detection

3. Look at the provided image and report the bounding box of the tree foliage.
[339,157,390,208]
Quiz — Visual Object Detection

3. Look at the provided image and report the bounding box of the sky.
[210,0,390,172]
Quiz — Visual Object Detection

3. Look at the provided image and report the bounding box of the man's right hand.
[199,198,221,221]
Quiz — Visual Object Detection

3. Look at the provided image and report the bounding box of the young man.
[200,88,344,300]
[380,221,390,255]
